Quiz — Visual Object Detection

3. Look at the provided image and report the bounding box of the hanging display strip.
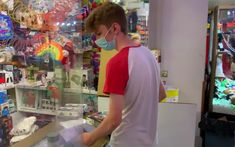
[28,0,55,13]
[0,0,80,31]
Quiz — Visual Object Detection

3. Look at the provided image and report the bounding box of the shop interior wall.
[148,0,208,146]
[149,0,208,111]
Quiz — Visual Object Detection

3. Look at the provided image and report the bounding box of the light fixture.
[67,23,71,26]
[227,11,231,16]
[61,23,65,26]
[56,22,60,26]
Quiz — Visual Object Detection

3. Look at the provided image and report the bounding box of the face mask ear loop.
[104,25,114,38]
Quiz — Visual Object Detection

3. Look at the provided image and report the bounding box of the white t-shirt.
[103,45,161,147]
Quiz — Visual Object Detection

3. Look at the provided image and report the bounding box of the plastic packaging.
[46,132,66,147]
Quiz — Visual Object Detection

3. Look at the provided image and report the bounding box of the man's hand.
[159,81,166,102]
[81,93,124,146]
[82,132,95,146]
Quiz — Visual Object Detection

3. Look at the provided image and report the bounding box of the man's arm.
[82,93,124,146]
[159,81,167,102]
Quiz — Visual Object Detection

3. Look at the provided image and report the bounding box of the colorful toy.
[34,41,64,61]
[28,0,55,13]
[0,102,9,117]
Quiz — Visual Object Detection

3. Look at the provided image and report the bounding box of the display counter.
[11,121,108,147]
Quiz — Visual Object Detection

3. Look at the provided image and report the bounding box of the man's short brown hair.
[85,2,127,34]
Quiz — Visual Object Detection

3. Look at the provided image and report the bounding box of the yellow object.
[97,49,117,96]
[161,89,179,103]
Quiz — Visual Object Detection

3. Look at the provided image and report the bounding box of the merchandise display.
[209,6,235,115]
[0,0,102,146]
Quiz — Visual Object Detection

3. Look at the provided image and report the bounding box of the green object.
[26,65,39,81]
[215,78,230,99]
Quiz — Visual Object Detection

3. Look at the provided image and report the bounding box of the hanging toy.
[76,6,90,20]
[61,49,69,65]
[61,49,71,88]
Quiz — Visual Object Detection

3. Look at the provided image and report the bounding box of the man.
[82,2,166,147]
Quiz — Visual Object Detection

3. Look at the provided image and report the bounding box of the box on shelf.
[0,102,10,117]
[0,90,8,103]
[0,71,14,89]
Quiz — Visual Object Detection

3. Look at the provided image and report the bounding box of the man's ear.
[113,23,121,34]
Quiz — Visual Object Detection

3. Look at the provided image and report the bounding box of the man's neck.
[115,34,139,52]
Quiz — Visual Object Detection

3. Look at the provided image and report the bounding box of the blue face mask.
[95,26,116,51]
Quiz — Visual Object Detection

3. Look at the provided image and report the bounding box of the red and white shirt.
[104,46,161,147]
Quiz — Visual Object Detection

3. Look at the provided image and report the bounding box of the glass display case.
[0,0,102,145]
[209,5,235,115]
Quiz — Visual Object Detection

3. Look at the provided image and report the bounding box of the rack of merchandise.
[0,0,102,145]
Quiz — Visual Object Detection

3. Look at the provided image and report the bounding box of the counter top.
[11,121,108,147]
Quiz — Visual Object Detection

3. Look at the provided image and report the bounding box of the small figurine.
[82,74,88,88]
[26,65,39,81]
[61,50,71,88]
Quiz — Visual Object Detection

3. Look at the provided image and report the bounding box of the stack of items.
[10,116,39,144]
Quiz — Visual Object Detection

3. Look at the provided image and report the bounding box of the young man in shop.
[82,2,166,147]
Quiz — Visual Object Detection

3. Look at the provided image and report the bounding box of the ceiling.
[209,0,235,9]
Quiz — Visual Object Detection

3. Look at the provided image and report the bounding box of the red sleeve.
[103,48,129,95]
